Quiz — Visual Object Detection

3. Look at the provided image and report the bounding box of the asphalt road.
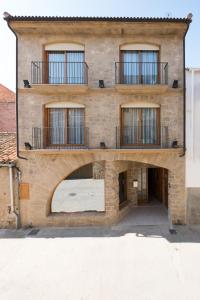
[0,224,200,300]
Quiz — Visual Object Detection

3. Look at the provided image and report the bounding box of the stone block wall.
[18,91,184,150]
[0,168,15,228]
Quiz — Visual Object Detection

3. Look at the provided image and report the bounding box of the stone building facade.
[1,14,191,228]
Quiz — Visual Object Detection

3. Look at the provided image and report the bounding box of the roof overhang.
[4,15,191,37]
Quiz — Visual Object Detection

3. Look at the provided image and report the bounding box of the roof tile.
[4,15,192,24]
[0,133,17,163]
[0,84,15,103]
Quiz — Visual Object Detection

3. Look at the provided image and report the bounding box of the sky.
[0,0,200,91]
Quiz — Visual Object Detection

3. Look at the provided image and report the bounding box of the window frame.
[120,107,161,147]
[120,50,160,84]
[44,107,85,147]
[44,50,85,84]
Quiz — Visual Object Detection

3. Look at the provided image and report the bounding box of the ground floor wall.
[187,188,200,224]
[0,149,186,228]
[0,167,16,228]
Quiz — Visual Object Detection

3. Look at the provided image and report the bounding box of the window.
[120,50,159,84]
[121,107,160,145]
[46,107,85,146]
[46,51,85,84]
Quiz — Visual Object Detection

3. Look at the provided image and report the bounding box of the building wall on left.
[0,168,15,228]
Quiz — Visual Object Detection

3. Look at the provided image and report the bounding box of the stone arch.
[44,151,182,217]
[45,156,102,215]
[24,149,186,227]
[50,160,105,214]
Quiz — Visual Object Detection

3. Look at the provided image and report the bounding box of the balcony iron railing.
[115,62,168,85]
[31,126,181,150]
[116,126,169,148]
[32,127,89,149]
[31,61,88,84]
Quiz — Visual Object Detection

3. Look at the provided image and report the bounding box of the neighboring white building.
[186,68,200,223]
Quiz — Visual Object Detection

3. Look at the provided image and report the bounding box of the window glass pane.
[49,108,65,144]
[48,52,65,84]
[68,108,84,144]
[66,51,84,84]
[142,108,157,144]
[122,108,158,145]
[121,51,139,84]
[141,51,158,84]
[122,108,139,144]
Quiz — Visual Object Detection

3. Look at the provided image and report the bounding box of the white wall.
[186,68,200,187]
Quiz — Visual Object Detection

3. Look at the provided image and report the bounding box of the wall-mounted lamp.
[100,142,106,149]
[133,180,138,188]
[172,140,178,148]
[172,80,178,88]
[99,80,105,88]
[23,80,31,88]
[24,142,33,150]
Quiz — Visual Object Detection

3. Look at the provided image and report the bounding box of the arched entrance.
[116,161,169,226]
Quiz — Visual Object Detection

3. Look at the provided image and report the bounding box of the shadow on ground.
[1,225,200,243]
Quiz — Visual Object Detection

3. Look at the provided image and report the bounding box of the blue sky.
[0,0,199,91]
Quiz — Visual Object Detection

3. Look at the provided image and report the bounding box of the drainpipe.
[0,163,20,229]
[4,13,27,160]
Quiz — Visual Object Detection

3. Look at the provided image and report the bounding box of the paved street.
[0,223,200,300]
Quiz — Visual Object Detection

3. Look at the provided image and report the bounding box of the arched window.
[44,43,86,84]
[119,44,160,85]
[51,162,105,213]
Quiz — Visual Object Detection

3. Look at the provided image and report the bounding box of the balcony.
[32,127,89,150]
[115,62,168,94]
[31,126,181,150]
[30,61,89,93]
[116,126,170,149]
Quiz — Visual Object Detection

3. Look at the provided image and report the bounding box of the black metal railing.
[31,126,181,150]
[116,126,170,148]
[32,127,89,149]
[31,61,88,84]
[115,62,168,85]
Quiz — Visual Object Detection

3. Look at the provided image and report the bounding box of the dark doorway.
[119,171,127,207]
[148,168,168,207]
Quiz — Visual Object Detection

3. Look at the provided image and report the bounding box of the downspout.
[0,163,20,229]
[4,15,27,160]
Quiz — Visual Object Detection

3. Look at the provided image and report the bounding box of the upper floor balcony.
[31,125,181,151]
[28,45,172,94]
[31,61,89,85]
[115,62,169,94]
[115,62,168,85]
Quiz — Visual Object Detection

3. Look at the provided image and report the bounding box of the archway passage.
[148,168,168,208]
[117,162,169,226]
[51,161,105,213]
[137,167,168,208]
